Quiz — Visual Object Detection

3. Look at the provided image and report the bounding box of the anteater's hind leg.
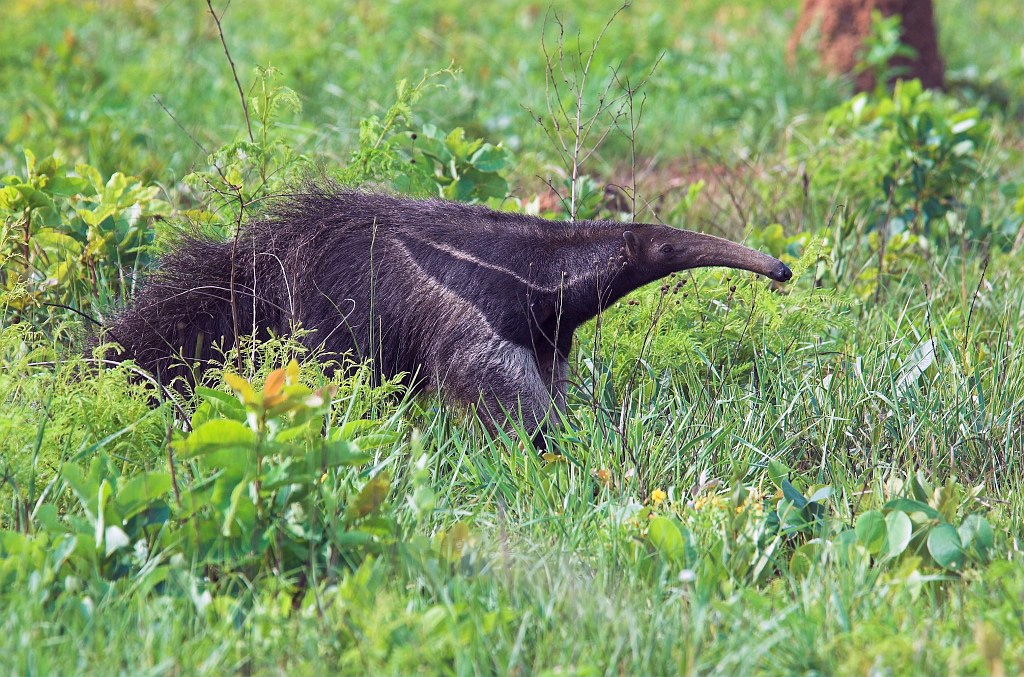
[441,338,555,450]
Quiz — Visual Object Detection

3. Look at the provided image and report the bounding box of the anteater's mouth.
[772,261,793,283]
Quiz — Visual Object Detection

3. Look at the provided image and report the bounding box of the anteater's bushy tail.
[99,235,268,388]
[95,181,364,390]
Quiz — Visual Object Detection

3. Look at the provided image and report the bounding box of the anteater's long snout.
[678,230,793,283]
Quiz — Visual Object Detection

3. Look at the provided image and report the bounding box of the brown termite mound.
[104,185,792,447]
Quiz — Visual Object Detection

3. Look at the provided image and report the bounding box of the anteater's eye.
[659,243,674,254]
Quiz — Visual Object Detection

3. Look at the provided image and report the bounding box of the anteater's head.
[622,224,792,283]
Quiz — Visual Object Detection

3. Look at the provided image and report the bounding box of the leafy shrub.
[176,361,405,573]
[854,10,918,90]
[821,79,988,235]
[338,69,514,203]
[181,66,309,233]
[410,123,514,202]
[0,359,447,598]
[0,150,169,325]
[790,78,996,300]
[638,466,999,594]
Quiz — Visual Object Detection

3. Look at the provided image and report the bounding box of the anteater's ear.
[623,230,641,260]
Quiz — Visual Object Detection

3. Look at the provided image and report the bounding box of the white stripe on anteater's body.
[102,185,791,445]
[399,230,623,295]
[391,230,580,425]
[390,237,558,433]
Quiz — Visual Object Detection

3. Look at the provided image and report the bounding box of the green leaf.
[445,128,482,160]
[77,204,116,229]
[469,144,510,172]
[767,461,789,488]
[50,534,78,570]
[201,447,257,478]
[34,228,84,259]
[34,504,63,534]
[274,419,320,444]
[46,175,91,197]
[353,432,400,450]
[17,185,56,211]
[346,473,391,522]
[855,510,887,554]
[781,479,808,509]
[75,163,104,191]
[23,148,37,176]
[114,472,171,521]
[178,482,215,521]
[0,185,23,210]
[333,530,376,548]
[807,486,833,504]
[789,542,822,580]
[194,387,247,421]
[833,529,866,568]
[0,531,30,557]
[61,463,98,520]
[884,510,913,558]
[958,514,994,559]
[883,498,940,520]
[648,516,686,565]
[95,479,113,548]
[322,441,373,468]
[927,523,965,571]
[180,419,256,458]
[189,401,215,430]
[222,480,253,538]
[451,168,508,202]
[330,420,380,441]
[909,472,932,502]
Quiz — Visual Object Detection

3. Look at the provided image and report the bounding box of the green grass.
[4,0,1024,675]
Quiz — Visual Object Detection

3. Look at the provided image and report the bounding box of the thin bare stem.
[152,94,210,156]
[963,254,989,353]
[206,0,253,143]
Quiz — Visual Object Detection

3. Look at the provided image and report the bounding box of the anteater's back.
[102,187,540,390]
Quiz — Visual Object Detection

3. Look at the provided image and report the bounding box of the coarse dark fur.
[104,184,791,444]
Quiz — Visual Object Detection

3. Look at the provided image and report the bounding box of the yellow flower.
[651,488,667,505]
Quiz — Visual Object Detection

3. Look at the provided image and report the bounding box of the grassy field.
[3,1,1024,674]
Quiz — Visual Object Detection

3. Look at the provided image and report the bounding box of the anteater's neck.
[528,224,655,332]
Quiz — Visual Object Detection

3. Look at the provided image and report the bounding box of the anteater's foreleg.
[537,352,569,418]
[443,338,556,449]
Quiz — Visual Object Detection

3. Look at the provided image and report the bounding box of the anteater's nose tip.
[774,262,793,282]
